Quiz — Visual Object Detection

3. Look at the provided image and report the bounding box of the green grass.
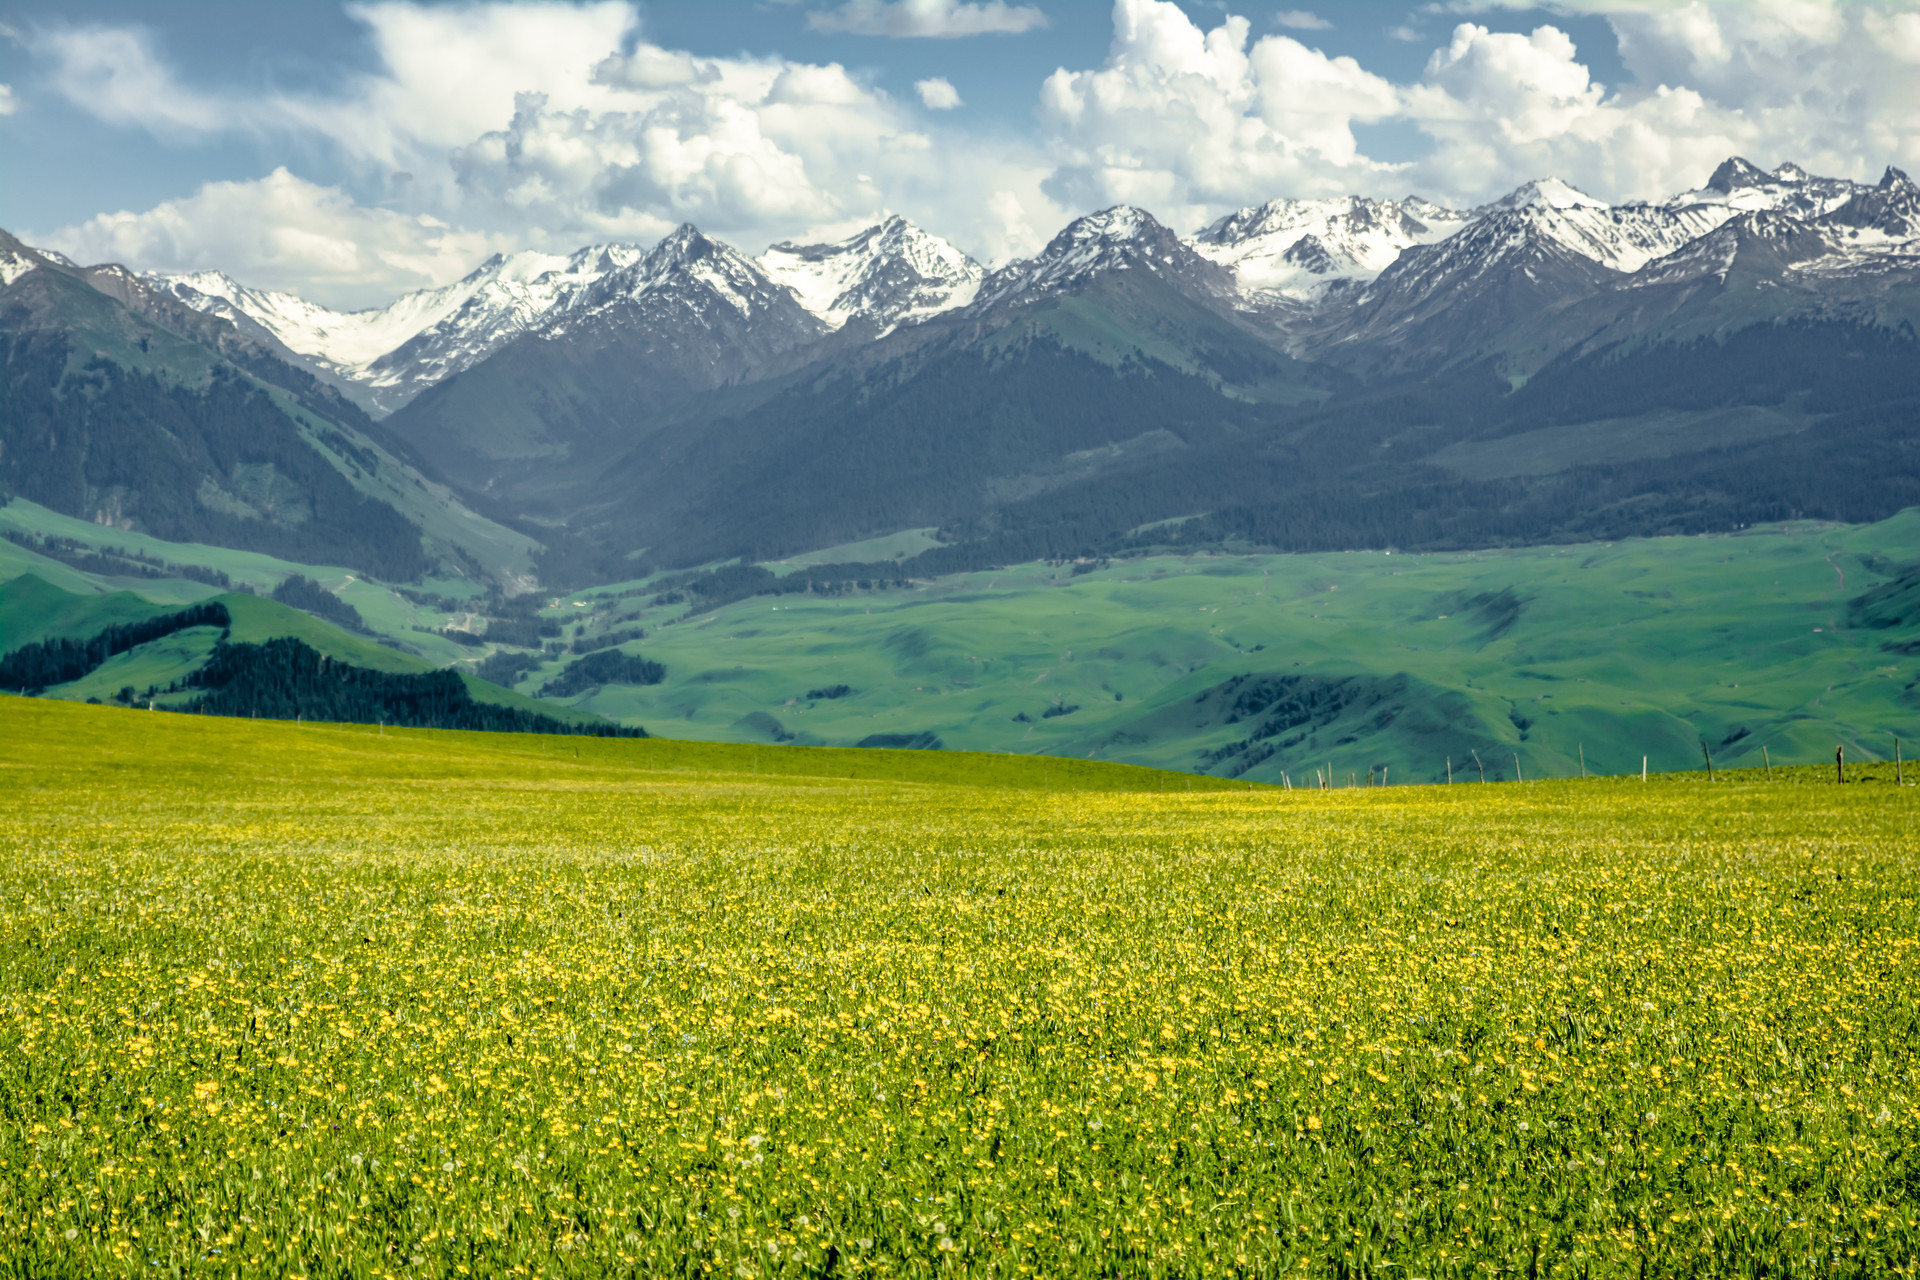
[11,496,1920,784]
[0,498,503,669]
[0,697,1915,1277]
[1,575,613,727]
[533,510,1920,783]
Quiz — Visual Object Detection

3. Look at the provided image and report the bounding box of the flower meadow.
[1,699,1916,1278]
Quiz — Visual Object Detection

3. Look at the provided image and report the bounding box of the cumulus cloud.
[25,0,1920,304]
[1394,4,1920,202]
[915,76,963,108]
[0,83,14,115]
[1274,10,1330,30]
[38,167,515,309]
[807,0,1048,37]
[31,4,643,173]
[1038,0,1398,227]
[1034,0,1920,225]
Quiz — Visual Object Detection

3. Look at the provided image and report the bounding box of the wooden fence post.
[1836,745,1844,784]
[1763,745,1771,781]
[1702,741,1714,782]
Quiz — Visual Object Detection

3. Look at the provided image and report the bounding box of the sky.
[3,0,1918,309]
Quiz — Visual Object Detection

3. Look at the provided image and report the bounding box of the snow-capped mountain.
[758,215,982,335]
[1456,178,1735,276]
[380,225,831,497]
[973,206,1236,311]
[1825,167,1920,243]
[112,156,1920,414]
[149,246,644,414]
[1190,195,1468,297]
[539,224,828,359]
[1673,157,1865,219]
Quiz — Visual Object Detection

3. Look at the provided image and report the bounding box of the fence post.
[1513,753,1523,783]
[1836,745,1844,784]
[1579,743,1586,779]
[1702,741,1714,783]
[1763,745,1771,781]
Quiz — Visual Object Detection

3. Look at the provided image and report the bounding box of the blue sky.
[2,0,1913,307]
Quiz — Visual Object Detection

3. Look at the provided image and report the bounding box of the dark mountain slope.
[386,226,830,500]
[1,269,429,579]
[1,235,539,584]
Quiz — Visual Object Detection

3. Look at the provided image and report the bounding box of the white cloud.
[1274,10,1330,30]
[25,3,1062,296]
[807,0,1048,37]
[1035,0,1920,224]
[31,24,227,135]
[1392,5,1920,203]
[1037,0,1398,227]
[28,0,1920,305]
[915,76,964,108]
[31,4,643,173]
[0,83,14,115]
[38,167,514,309]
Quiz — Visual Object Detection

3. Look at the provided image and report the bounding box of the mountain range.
[6,156,1919,592]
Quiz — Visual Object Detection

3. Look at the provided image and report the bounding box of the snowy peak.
[1190,194,1467,296]
[975,205,1233,309]
[1451,177,1731,275]
[1823,167,1920,241]
[1631,209,1842,287]
[1475,178,1610,216]
[151,244,645,413]
[1705,157,1773,194]
[758,215,982,334]
[0,230,52,288]
[1675,157,1862,219]
[548,224,828,351]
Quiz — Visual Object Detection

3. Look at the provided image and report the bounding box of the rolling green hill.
[0,573,611,728]
[7,495,1917,780]
[509,509,1920,783]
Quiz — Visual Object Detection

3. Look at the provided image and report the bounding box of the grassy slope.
[2,498,495,666]
[0,695,1248,792]
[11,492,1919,781]
[0,576,607,726]
[535,510,1920,782]
[3,262,542,587]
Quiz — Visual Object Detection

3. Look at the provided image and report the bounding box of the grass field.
[9,496,1918,783]
[3,697,1916,1276]
[557,512,1920,783]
